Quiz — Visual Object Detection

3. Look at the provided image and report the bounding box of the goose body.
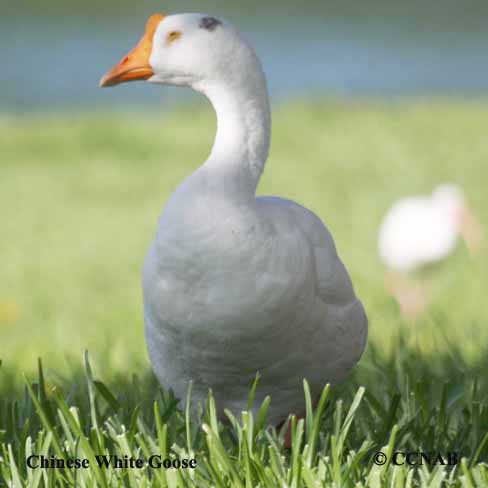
[101,13,367,423]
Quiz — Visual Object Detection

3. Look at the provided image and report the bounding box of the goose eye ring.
[167,31,182,43]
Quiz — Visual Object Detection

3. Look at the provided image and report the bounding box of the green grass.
[1,100,488,485]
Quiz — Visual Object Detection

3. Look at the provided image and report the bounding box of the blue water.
[2,13,487,111]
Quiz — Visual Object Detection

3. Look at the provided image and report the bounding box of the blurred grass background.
[1,101,487,381]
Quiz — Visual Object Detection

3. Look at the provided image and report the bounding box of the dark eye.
[167,31,182,43]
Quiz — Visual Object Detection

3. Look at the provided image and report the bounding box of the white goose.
[100,13,367,425]
[379,184,482,319]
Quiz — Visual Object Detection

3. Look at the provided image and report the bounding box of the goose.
[100,13,368,426]
[378,184,482,319]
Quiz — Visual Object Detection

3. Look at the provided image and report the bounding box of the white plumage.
[101,13,367,425]
[378,184,482,320]
[379,184,466,272]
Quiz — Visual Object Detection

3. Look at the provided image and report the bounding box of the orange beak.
[99,14,165,87]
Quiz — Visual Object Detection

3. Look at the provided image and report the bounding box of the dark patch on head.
[199,16,222,32]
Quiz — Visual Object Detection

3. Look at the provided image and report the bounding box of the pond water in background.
[2,3,488,111]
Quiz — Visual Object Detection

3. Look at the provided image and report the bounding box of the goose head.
[100,13,271,185]
[100,13,260,91]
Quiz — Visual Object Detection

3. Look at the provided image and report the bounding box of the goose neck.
[196,72,271,194]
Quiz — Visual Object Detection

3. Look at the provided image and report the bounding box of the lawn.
[1,100,488,486]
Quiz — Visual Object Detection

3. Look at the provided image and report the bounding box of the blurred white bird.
[378,184,482,319]
[100,14,367,427]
